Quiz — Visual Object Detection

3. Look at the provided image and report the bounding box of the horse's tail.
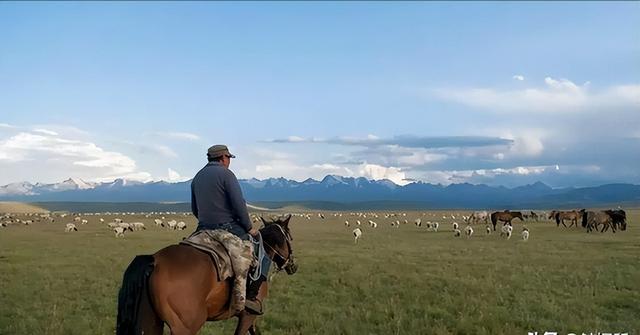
[490,212,498,230]
[116,255,155,335]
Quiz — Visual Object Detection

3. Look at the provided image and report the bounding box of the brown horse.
[490,211,523,231]
[116,215,297,335]
[555,210,582,228]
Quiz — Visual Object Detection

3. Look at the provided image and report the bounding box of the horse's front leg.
[234,312,258,335]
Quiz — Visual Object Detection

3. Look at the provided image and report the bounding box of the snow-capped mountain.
[0,176,638,209]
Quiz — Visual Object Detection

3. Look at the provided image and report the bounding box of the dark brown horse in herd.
[490,210,523,231]
[116,215,297,335]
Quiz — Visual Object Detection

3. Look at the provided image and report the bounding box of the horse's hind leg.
[139,286,164,335]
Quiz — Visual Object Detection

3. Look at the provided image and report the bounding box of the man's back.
[191,161,251,233]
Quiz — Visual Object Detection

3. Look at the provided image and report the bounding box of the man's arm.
[191,183,198,219]
[224,171,252,232]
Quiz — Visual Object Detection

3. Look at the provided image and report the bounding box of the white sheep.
[356,220,361,226]
[114,218,123,223]
[501,224,513,239]
[131,222,146,231]
[414,218,422,227]
[154,219,163,226]
[352,227,362,244]
[65,223,78,232]
[114,227,126,237]
[176,221,187,230]
[432,222,439,232]
[368,220,378,228]
[452,222,459,230]
[465,226,474,238]
[74,217,81,222]
[118,222,133,231]
[167,220,177,230]
[486,226,491,235]
[453,228,461,237]
[344,220,350,227]
[521,227,529,241]
[81,219,88,225]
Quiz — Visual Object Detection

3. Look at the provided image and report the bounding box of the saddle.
[180,229,256,314]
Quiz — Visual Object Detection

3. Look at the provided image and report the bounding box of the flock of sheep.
[282,210,535,244]
[1,211,190,237]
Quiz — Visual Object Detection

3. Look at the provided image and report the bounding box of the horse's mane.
[260,222,290,246]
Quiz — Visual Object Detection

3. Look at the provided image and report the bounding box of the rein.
[261,224,293,271]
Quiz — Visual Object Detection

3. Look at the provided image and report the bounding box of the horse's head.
[260,214,298,275]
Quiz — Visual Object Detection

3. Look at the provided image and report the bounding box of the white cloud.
[434,78,640,113]
[512,75,525,81]
[166,132,200,141]
[147,131,201,141]
[165,168,188,182]
[0,131,152,184]
[0,123,17,129]
[152,145,178,158]
[32,128,59,136]
[358,164,409,185]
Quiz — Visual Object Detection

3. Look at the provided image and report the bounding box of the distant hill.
[1,175,639,209]
[0,202,49,213]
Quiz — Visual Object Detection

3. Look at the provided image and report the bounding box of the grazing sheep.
[465,226,474,238]
[521,227,529,241]
[81,219,88,225]
[452,222,459,230]
[107,222,119,229]
[486,226,491,235]
[345,220,350,227]
[131,222,146,231]
[432,222,439,232]
[114,218,123,223]
[352,227,363,243]
[368,220,378,228]
[154,219,163,226]
[176,221,187,230]
[167,220,177,230]
[501,224,513,239]
[114,227,126,237]
[414,218,422,227]
[99,218,105,223]
[453,229,461,237]
[74,217,81,222]
[65,223,78,232]
[118,222,133,231]
[356,220,361,226]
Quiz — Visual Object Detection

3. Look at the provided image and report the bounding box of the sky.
[1,2,639,188]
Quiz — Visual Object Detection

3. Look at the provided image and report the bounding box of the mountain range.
[1,175,639,209]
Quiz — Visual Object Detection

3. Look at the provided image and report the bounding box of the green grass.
[1,210,639,334]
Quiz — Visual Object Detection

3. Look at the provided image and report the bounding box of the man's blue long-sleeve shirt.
[190,161,252,233]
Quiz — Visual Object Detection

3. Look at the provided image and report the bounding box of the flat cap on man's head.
[207,144,236,158]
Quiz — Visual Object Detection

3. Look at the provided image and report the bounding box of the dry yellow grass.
[0,202,49,213]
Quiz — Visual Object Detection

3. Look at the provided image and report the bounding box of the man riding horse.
[190,144,269,315]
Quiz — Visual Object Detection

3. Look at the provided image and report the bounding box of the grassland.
[0,202,49,213]
[1,210,638,335]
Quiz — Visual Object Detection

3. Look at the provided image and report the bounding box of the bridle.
[262,223,294,271]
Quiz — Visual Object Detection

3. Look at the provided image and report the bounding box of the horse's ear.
[260,216,269,225]
[282,214,292,227]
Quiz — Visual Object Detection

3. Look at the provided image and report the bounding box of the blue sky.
[1,2,639,187]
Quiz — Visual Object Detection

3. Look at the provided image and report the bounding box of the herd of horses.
[550,209,627,233]
[488,209,628,233]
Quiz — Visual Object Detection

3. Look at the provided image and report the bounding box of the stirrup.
[244,299,263,315]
